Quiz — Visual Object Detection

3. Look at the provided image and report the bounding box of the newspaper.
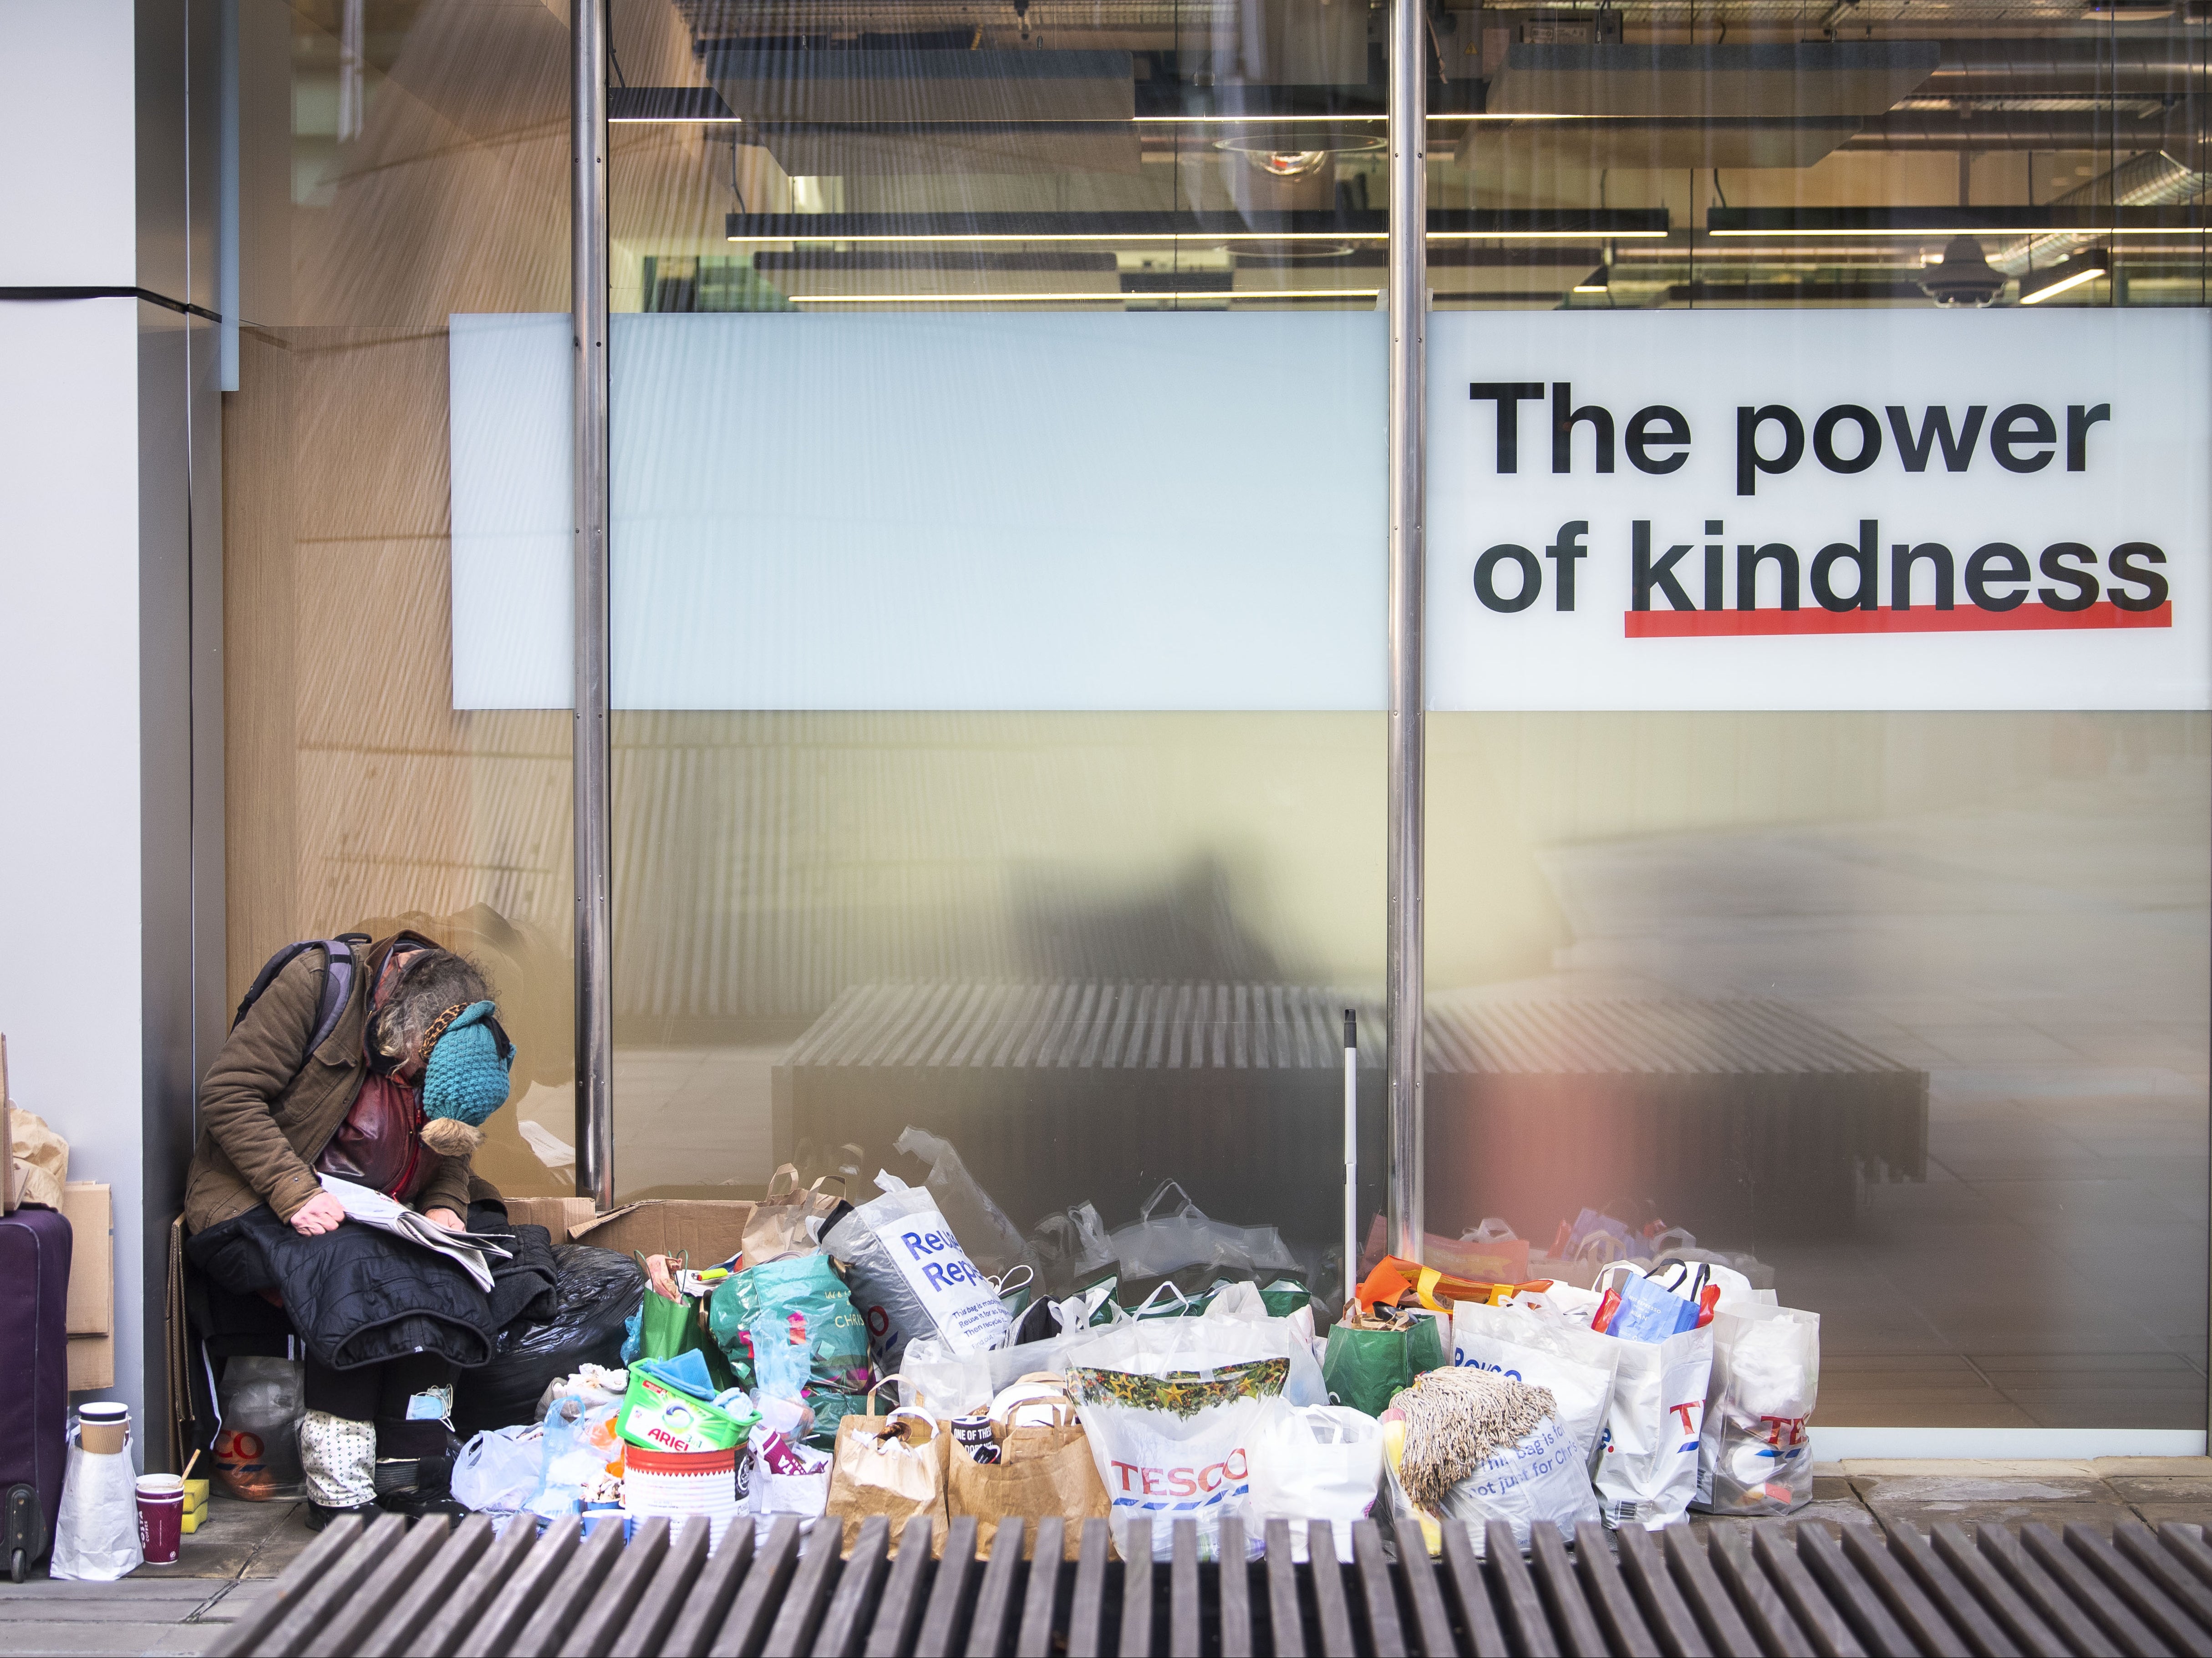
[316,1174,512,1293]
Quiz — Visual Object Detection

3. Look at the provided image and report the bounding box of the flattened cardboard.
[61,1182,112,1336]
[568,1199,754,1266]
[499,1195,600,1245]
[68,1333,114,1391]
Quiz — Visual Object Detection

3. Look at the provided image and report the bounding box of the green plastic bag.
[1322,1316,1449,1415]
[1258,1273,1312,1320]
[636,1283,739,1393]
[707,1253,871,1443]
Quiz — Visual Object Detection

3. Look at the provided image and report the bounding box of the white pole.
[1343,1009,1358,1308]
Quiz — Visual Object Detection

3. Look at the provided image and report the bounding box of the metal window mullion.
[572,0,614,1209]
[1385,0,1428,1258]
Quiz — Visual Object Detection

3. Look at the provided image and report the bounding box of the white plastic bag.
[898,1330,1085,1416]
[742,1425,833,1542]
[1060,1314,1293,1561]
[1593,1323,1714,1530]
[824,1179,1012,1369]
[1109,1181,1298,1282]
[453,1425,545,1513]
[1697,1305,1819,1516]
[49,1429,142,1582]
[1201,1286,1328,1406]
[894,1126,1027,1276]
[1450,1302,1619,1470]
[1244,1403,1381,1563]
[1381,1397,1599,1559]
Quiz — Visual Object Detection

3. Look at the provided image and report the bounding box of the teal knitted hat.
[420,1001,514,1157]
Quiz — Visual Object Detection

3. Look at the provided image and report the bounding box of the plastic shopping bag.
[1243,1403,1382,1563]
[212,1355,305,1499]
[1697,1305,1819,1516]
[1382,1403,1598,1559]
[529,1390,625,1519]
[1451,1302,1618,1470]
[1060,1314,1293,1561]
[49,1427,143,1582]
[707,1252,872,1442]
[898,1329,1087,1417]
[1024,1203,1117,1299]
[894,1126,1027,1277]
[742,1424,834,1542]
[823,1180,1011,1370]
[452,1424,545,1513]
[1109,1181,1299,1287]
[1593,1322,1714,1530]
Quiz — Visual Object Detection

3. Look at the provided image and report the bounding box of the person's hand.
[646,1253,682,1303]
[424,1207,465,1232]
[290,1192,346,1237]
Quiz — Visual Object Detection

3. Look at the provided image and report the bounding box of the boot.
[299,1409,378,1526]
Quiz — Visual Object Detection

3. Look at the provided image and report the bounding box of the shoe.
[304,1500,381,1532]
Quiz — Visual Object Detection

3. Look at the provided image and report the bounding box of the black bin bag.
[454,1244,645,1432]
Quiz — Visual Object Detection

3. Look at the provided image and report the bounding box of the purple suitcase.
[0,1204,71,1581]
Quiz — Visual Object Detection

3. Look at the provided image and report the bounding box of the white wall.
[0,0,137,286]
[0,298,148,1431]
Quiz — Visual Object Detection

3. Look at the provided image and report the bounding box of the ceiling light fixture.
[1917,236,2007,307]
[1570,265,1609,294]
[786,289,1383,304]
[2019,248,2109,305]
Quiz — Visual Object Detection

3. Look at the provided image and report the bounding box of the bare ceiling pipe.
[1917,36,2212,98]
[1993,148,2209,275]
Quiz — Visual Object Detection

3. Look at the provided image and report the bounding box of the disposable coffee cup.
[950,1414,999,1465]
[80,1402,130,1457]
[137,1474,184,1565]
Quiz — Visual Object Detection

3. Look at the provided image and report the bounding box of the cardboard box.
[67,1334,112,1391]
[498,1195,601,1245]
[569,1199,754,1265]
[61,1183,111,1336]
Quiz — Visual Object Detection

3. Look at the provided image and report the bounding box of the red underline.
[1624,600,2171,639]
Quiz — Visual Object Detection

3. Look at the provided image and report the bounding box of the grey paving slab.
[0,1623,223,1656]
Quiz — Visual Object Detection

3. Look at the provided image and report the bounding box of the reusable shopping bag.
[826,1382,949,1553]
[633,1254,740,1393]
[1696,1304,1819,1516]
[1321,1314,1449,1415]
[823,1179,1011,1369]
[946,1397,1111,1562]
[1242,1402,1382,1563]
[1450,1300,1619,1469]
[1059,1314,1293,1562]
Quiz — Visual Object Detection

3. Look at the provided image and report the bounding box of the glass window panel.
[225,0,575,1204]
[606,2,1394,1289]
[1430,12,2209,1430]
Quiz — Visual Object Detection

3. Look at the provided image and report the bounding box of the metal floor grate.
[207,1509,2212,1656]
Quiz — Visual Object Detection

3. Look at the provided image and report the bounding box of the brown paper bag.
[741,1164,846,1269]
[946,1401,1111,1561]
[825,1387,947,1555]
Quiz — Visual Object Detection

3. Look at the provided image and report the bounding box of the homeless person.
[183,930,517,1528]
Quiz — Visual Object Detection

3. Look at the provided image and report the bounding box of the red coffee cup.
[136,1475,184,1565]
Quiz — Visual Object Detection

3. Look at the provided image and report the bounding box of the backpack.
[229,934,374,1054]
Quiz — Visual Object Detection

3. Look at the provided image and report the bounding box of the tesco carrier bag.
[1593,1320,1714,1531]
[1060,1314,1293,1561]
[824,1177,1012,1371]
[1697,1304,1819,1516]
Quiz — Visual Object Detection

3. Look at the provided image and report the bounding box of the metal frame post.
[1385,0,1428,1259]
[572,0,615,1209]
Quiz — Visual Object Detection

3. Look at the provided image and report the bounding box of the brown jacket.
[184,944,471,1232]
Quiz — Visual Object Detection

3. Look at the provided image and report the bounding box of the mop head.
[1390,1367,1558,1511]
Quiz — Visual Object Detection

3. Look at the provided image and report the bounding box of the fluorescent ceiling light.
[732,231,1664,243]
[2019,249,2109,305]
[788,289,1382,304]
